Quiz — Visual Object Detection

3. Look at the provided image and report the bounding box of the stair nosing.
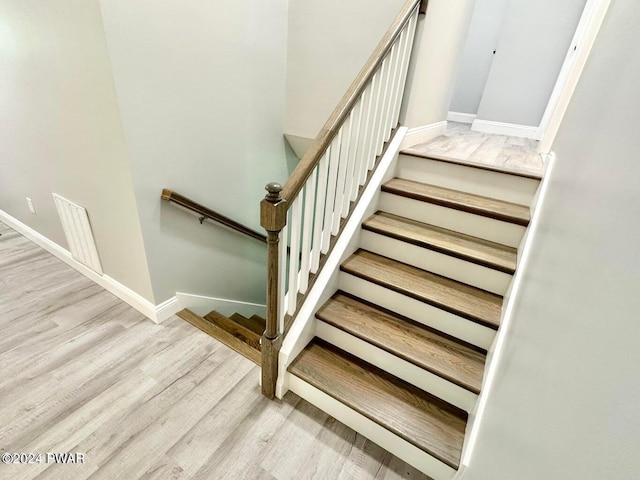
[340,251,501,330]
[316,292,485,394]
[363,212,516,274]
[381,178,530,227]
[399,150,543,180]
[289,339,466,469]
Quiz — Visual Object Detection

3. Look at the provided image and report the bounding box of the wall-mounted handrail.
[259,0,423,399]
[162,188,267,243]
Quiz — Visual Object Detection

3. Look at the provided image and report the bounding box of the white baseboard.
[176,292,266,319]
[400,121,448,149]
[447,111,477,124]
[155,296,181,323]
[0,209,172,323]
[471,119,538,139]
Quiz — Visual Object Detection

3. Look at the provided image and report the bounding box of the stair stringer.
[454,154,555,478]
[275,127,408,399]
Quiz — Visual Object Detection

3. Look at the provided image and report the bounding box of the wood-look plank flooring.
[341,250,503,329]
[363,212,517,274]
[382,178,530,226]
[288,339,467,469]
[316,293,486,394]
[0,221,431,480]
[404,122,545,177]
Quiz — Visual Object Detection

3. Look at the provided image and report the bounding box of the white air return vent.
[53,194,103,274]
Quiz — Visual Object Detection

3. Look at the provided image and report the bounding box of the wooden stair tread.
[363,211,516,274]
[289,339,467,469]
[382,178,530,226]
[221,312,265,336]
[316,292,486,394]
[399,150,543,180]
[176,309,260,364]
[341,250,502,329]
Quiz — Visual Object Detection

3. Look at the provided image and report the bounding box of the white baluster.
[359,77,377,186]
[278,211,289,331]
[321,132,342,253]
[391,9,419,126]
[382,33,404,142]
[287,195,303,315]
[387,24,410,136]
[299,169,316,294]
[311,151,329,273]
[342,97,364,206]
[364,67,384,172]
[332,116,352,233]
[369,55,391,169]
[374,49,395,158]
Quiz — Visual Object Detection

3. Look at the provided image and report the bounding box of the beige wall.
[0,0,154,302]
[284,0,406,140]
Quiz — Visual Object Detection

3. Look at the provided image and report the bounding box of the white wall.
[284,0,405,141]
[475,0,587,127]
[98,0,291,304]
[462,1,640,478]
[0,0,155,302]
[401,0,477,129]
[448,0,510,115]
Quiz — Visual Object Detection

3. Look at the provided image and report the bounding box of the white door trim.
[536,0,613,152]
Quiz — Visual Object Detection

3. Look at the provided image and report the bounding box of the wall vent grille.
[52,194,103,274]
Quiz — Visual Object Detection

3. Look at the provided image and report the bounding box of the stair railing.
[260,0,426,398]
[162,188,267,243]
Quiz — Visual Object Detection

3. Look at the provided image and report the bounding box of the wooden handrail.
[277,0,421,209]
[162,188,267,243]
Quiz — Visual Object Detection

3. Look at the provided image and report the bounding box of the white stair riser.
[316,321,477,412]
[360,230,511,296]
[397,154,540,206]
[339,273,495,350]
[289,375,457,480]
[379,192,526,248]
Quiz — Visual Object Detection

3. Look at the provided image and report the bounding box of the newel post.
[260,182,287,398]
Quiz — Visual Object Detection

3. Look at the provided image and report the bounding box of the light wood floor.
[0,221,430,480]
[405,122,545,177]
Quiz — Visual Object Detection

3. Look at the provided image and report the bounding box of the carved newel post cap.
[264,182,283,203]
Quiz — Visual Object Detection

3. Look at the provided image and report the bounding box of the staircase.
[163,1,543,477]
[285,151,541,479]
[176,308,265,365]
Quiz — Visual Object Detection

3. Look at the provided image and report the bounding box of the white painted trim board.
[176,292,266,319]
[400,121,448,149]
[447,111,477,124]
[458,153,557,469]
[537,0,612,151]
[471,119,538,139]
[0,209,172,323]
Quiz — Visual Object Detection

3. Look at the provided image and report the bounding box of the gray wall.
[475,0,587,126]
[401,0,478,129]
[99,0,291,304]
[448,0,510,115]
[284,0,406,140]
[463,1,640,478]
[0,0,155,302]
